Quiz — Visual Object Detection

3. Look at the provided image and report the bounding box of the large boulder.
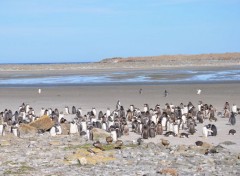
[19,124,37,138]
[29,115,54,131]
[92,128,110,141]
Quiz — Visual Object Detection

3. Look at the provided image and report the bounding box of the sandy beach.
[1,82,240,150]
[0,60,240,175]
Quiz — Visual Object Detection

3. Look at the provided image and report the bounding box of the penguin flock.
[0,100,239,145]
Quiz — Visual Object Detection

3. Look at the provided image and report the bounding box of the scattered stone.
[158,168,178,176]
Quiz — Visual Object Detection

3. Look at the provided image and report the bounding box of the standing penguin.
[65,106,70,115]
[0,124,6,136]
[164,90,168,97]
[149,122,156,138]
[189,122,195,135]
[229,112,236,125]
[72,106,76,114]
[156,121,163,135]
[142,125,149,139]
[110,128,117,142]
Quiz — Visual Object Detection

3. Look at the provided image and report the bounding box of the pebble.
[0,134,239,176]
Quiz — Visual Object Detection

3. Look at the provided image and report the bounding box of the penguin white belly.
[202,127,208,138]
[181,115,186,124]
[111,131,117,142]
[232,105,237,113]
[106,110,111,117]
[108,121,114,127]
[0,125,3,136]
[81,122,87,132]
[50,127,57,136]
[102,123,107,131]
[70,123,78,134]
[12,128,18,137]
[173,124,179,134]
[151,115,157,124]
[161,118,167,129]
[169,123,174,132]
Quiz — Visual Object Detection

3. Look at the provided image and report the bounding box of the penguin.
[207,124,217,136]
[110,129,117,142]
[92,108,97,117]
[164,90,168,97]
[65,106,70,115]
[106,108,111,118]
[197,89,202,95]
[69,121,78,134]
[80,121,87,132]
[50,126,57,136]
[179,132,189,138]
[102,121,108,131]
[72,106,76,114]
[0,124,6,136]
[161,116,167,131]
[116,100,121,110]
[202,126,212,138]
[86,126,93,141]
[12,126,20,137]
[56,124,62,135]
[164,131,177,137]
[232,104,237,114]
[156,122,163,135]
[142,125,149,139]
[98,111,104,120]
[143,104,149,113]
[40,108,45,117]
[149,122,156,138]
[229,112,236,125]
[228,129,236,135]
[173,122,179,135]
[123,122,129,136]
[189,122,196,135]
[38,88,42,94]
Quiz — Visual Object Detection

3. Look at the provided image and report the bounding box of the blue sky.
[0,0,239,63]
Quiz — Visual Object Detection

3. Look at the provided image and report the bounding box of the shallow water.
[0,68,240,86]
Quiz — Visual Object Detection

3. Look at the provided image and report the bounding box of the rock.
[0,140,10,146]
[157,168,178,176]
[147,142,156,149]
[78,157,87,165]
[64,148,115,165]
[60,123,70,135]
[29,115,54,131]
[19,124,37,138]
[92,128,110,141]
[49,140,62,146]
